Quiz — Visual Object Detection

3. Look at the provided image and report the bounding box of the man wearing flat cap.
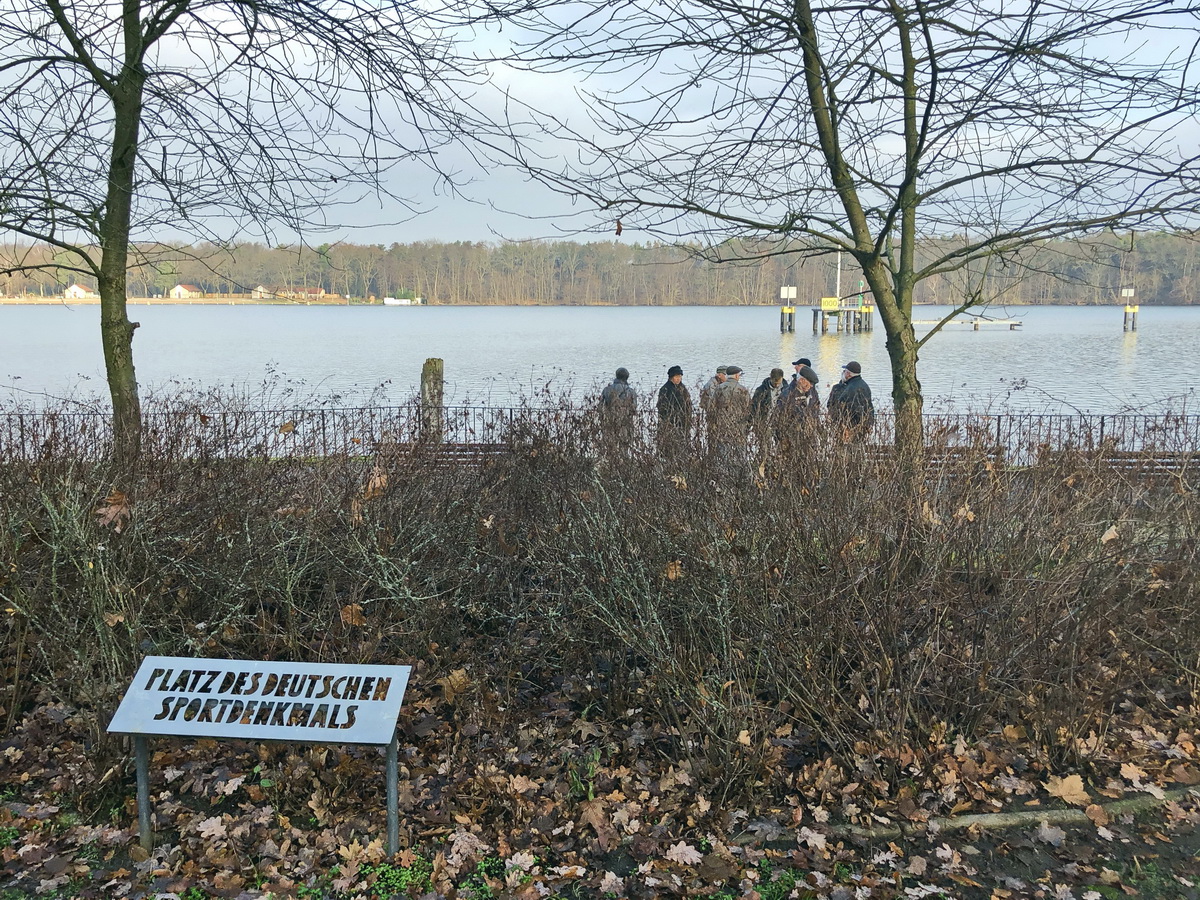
[780,357,812,405]
[709,365,751,460]
[699,365,727,416]
[781,363,822,427]
[827,360,874,439]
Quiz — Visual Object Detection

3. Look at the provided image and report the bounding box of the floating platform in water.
[912,318,1023,330]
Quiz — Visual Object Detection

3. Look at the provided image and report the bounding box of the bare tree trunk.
[99,70,146,470]
[885,321,924,461]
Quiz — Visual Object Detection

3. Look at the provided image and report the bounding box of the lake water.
[2,303,1198,414]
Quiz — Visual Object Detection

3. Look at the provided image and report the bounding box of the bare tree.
[500,0,1200,452]
[0,0,477,467]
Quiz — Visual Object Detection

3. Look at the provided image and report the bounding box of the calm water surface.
[2,303,1198,414]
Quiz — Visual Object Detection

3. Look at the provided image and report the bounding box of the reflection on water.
[1,303,1198,414]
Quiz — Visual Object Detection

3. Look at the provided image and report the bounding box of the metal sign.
[109,656,413,854]
[109,656,411,745]
[112,657,412,748]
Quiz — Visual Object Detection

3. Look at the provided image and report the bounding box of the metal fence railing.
[1,405,1198,466]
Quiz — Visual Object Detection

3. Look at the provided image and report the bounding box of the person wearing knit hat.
[656,364,692,457]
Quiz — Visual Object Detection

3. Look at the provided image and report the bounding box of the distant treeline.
[6,231,1198,305]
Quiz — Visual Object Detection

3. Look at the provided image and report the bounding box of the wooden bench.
[372,441,512,469]
[864,444,1005,473]
[1037,448,1195,485]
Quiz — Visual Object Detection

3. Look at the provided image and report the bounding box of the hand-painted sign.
[108,656,411,745]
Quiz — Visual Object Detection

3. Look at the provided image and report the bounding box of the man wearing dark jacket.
[827,360,874,439]
[656,364,692,456]
[751,368,786,421]
[779,357,812,405]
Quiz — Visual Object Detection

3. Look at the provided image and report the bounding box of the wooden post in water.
[421,357,444,443]
[1124,304,1139,332]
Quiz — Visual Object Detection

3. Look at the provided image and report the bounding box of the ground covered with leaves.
[2,405,1198,898]
[3,661,1200,900]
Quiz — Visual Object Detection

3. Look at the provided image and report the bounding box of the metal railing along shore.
[1,405,1198,465]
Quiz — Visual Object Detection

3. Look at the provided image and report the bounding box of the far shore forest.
[6,231,1200,306]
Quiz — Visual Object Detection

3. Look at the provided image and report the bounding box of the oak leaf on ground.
[1045,773,1091,806]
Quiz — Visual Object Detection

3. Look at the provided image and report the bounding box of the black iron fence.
[1,404,1198,465]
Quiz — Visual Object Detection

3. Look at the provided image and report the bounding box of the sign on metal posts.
[108,657,411,854]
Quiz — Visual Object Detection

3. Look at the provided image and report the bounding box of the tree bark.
[884,317,924,461]
[98,20,147,471]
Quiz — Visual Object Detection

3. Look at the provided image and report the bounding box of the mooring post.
[134,735,153,852]
[420,358,444,443]
[1124,304,1139,332]
[812,309,819,333]
[386,732,399,857]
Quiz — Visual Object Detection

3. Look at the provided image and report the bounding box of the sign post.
[109,657,412,854]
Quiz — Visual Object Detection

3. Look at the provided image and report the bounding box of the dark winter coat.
[751,378,784,420]
[656,380,692,430]
[827,374,874,430]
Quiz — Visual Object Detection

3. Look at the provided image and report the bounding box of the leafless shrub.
[0,394,1196,803]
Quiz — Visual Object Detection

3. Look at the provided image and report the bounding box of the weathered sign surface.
[108,656,411,745]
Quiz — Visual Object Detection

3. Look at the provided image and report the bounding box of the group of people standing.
[599,358,875,455]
